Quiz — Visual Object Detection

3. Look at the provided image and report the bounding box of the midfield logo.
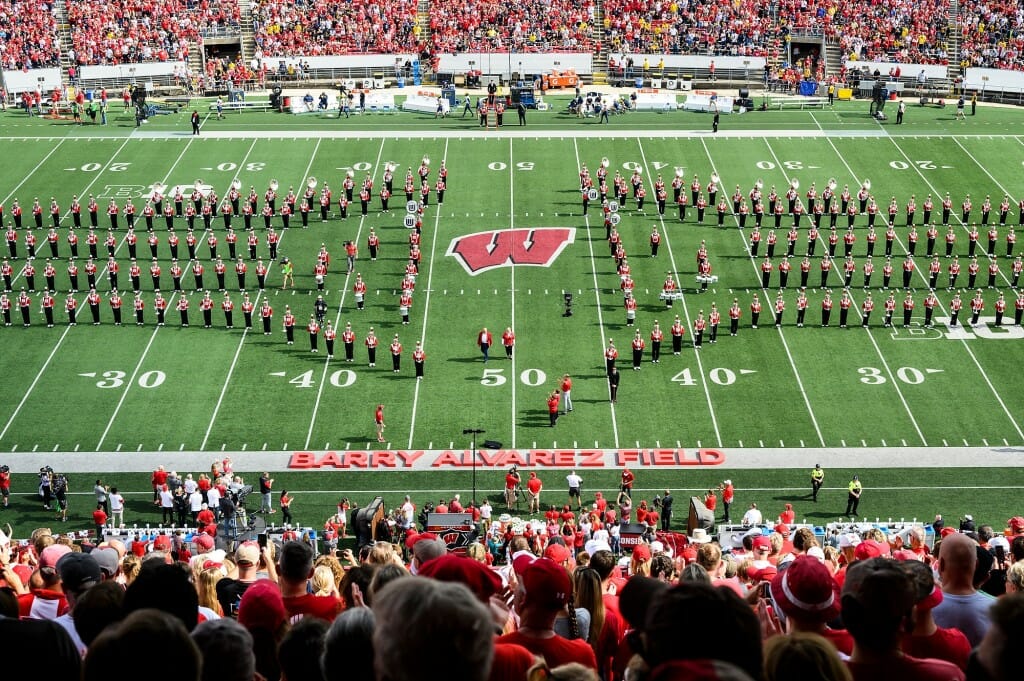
[446,228,576,275]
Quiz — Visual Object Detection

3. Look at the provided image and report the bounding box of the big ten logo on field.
[890,318,1024,340]
[96,185,149,200]
[447,228,576,275]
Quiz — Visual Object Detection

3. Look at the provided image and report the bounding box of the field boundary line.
[867,137,1024,440]
[199,138,293,450]
[0,134,146,444]
[638,139,723,446]
[698,138,825,446]
[761,139,927,445]
[303,138,389,449]
[3,445,1022,473]
[571,138,620,449]
[406,139,450,449]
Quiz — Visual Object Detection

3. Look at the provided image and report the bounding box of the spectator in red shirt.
[526,472,543,513]
[498,556,598,670]
[900,558,971,670]
[151,465,167,504]
[277,541,340,622]
[769,554,854,655]
[92,504,108,542]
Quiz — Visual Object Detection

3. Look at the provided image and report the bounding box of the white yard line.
[406,139,450,449]
[571,138,620,449]
[761,139,926,445]
[0,134,150,444]
[303,138,388,449]
[508,138,518,448]
[700,138,827,447]
[638,139,723,447]
[0,139,65,206]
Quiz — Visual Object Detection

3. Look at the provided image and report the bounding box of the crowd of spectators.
[427,0,596,53]
[66,0,240,66]
[3,462,1024,681]
[601,0,772,56]
[0,0,61,70]
[831,0,952,65]
[250,0,420,56]
[958,0,1024,70]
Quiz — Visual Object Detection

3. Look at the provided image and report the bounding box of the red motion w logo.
[446,228,576,276]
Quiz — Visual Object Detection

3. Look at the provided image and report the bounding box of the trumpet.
[710,172,720,185]
[755,179,764,190]
[307,177,318,189]
[675,167,684,178]
[231,179,242,191]
[790,178,800,190]
[601,157,610,169]
[269,179,279,192]
[828,178,837,191]
[862,179,871,191]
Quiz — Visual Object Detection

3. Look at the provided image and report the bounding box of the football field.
[2,123,1024,455]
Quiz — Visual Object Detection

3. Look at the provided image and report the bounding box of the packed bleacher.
[67,1,195,66]
[427,0,596,53]
[0,0,61,70]
[250,0,420,57]
[832,0,951,65]
[2,461,1024,681]
[601,0,771,56]
[958,0,1024,70]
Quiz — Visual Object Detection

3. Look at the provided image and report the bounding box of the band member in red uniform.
[232,257,246,291]
[987,259,1000,288]
[860,293,874,327]
[649,320,664,361]
[839,289,852,328]
[65,291,77,325]
[265,231,277,264]
[240,293,254,328]
[970,290,984,326]
[883,292,896,327]
[692,311,706,348]
[87,287,102,324]
[1015,291,1024,326]
[901,256,915,289]
[282,306,296,344]
[40,291,55,327]
[365,326,379,366]
[323,321,336,358]
[18,288,31,326]
[994,292,1007,326]
[199,291,214,327]
[367,228,380,261]
[750,293,761,329]
[819,255,831,289]
[128,259,141,292]
[928,256,941,290]
[708,304,721,343]
[261,300,273,335]
[902,292,915,328]
[388,333,402,371]
[192,260,205,292]
[177,294,190,327]
[307,315,320,352]
[923,290,938,328]
[773,292,785,327]
[154,291,167,326]
[133,292,145,326]
[650,227,660,257]
[631,329,645,368]
[967,256,980,289]
[107,290,123,326]
[624,291,637,325]
[221,293,234,328]
[341,321,356,361]
[398,290,412,325]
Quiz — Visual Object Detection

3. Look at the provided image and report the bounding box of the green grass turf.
[3,467,1023,541]
[1,99,1023,538]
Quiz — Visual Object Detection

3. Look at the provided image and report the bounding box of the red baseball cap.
[519,558,572,611]
[854,539,887,561]
[632,544,652,561]
[769,555,841,622]
[543,542,572,563]
[774,523,791,538]
[417,554,502,603]
[752,535,771,551]
[404,531,438,550]
[745,565,778,582]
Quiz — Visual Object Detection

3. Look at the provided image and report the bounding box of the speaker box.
[688,496,715,535]
[355,496,384,547]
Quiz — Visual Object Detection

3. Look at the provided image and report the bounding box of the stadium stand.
[0,0,62,69]
[67,0,196,65]
[250,0,421,56]
[600,0,771,56]
[958,0,1024,70]
[427,0,596,53]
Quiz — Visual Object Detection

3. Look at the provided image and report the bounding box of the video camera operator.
[504,465,521,510]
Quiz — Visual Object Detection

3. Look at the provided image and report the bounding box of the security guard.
[810,464,824,503]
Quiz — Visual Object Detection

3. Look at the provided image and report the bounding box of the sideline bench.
[776,97,827,110]
[209,101,276,113]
